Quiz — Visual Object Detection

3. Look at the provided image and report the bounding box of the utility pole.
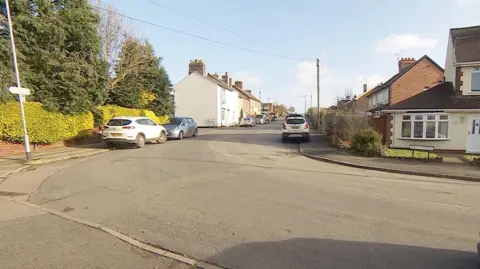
[5,0,31,161]
[310,94,312,108]
[300,95,308,114]
[316,58,320,131]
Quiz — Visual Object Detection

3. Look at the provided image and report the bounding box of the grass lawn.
[385,148,438,159]
[464,155,480,162]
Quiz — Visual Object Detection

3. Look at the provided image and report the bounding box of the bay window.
[401,114,449,139]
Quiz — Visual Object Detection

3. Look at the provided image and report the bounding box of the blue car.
[163,117,198,140]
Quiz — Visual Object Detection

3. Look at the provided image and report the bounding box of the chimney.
[398,57,416,73]
[229,78,232,86]
[363,83,367,93]
[234,81,243,89]
[188,59,206,76]
[221,72,229,85]
[209,72,219,79]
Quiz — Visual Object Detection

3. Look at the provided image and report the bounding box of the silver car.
[163,117,198,140]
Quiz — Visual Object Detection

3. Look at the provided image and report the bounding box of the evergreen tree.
[0,0,108,113]
[109,39,173,115]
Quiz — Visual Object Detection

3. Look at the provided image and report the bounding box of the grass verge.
[385,148,438,159]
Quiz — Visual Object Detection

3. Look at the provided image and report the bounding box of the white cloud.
[358,74,386,90]
[291,61,358,109]
[232,71,262,88]
[374,34,438,54]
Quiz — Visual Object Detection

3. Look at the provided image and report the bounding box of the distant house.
[174,60,239,127]
[365,56,445,112]
[383,25,480,153]
[340,84,379,115]
[232,81,251,119]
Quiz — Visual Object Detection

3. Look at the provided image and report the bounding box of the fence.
[323,111,370,147]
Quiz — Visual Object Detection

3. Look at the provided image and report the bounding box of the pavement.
[300,134,480,181]
[1,123,479,268]
[0,198,191,269]
[0,144,109,180]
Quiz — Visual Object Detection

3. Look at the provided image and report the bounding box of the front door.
[467,115,480,153]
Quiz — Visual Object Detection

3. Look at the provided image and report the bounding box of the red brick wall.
[390,58,444,105]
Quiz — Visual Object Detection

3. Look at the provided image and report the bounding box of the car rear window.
[107,119,132,126]
[286,118,305,124]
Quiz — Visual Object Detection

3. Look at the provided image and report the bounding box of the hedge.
[97,105,168,125]
[0,102,93,144]
[0,102,168,144]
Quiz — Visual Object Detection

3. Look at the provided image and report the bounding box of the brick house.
[364,55,444,144]
[365,56,445,112]
[383,25,480,153]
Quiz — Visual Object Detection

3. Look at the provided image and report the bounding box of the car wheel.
[157,131,167,144]
[135,134,146,148]
[282,137,287,143]
[304,136,310,143]
[193,129,198,137]
[105,142,115,149]
[178,131,183,140]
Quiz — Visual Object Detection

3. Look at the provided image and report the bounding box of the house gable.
[390,57,444,105]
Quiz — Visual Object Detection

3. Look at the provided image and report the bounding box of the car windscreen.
[165,118,183,125]
[243,118,251,120]
[288,114,303,118]
[255,115,263,118]
[286,118,305,124]
[107,119,132,126]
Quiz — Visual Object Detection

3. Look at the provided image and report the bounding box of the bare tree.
[93,0,133,78]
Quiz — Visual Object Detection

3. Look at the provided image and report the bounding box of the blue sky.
[99,0,480,112]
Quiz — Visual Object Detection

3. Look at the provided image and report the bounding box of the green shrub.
[351,127,384,156]
[0,102,93,144]
[97,105,168,126]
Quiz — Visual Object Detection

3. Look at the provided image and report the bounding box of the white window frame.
[472,67,480,92]
[400,113,449,140]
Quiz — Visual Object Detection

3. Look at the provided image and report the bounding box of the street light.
[5,0,31,160]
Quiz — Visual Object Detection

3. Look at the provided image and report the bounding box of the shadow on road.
[206,238,476,269]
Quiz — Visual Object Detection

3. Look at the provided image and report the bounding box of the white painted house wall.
[174,73,218,127]
[444,34,455,86]
[217,86,239,127]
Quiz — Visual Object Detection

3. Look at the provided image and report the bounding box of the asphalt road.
[15,122,480,268]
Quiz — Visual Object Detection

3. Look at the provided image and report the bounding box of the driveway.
[24,122,480,268]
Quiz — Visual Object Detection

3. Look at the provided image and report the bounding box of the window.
[401,116,411,138]
[400,114,449,139]
[472,68,480,92]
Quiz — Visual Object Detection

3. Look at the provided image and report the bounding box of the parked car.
[272,116,277,121]
[477,242,480,269]
[103,116,167,148]
[255,115,266,125]
[281,116,310,143]
[163,117,198,140]
[240,117,256,127]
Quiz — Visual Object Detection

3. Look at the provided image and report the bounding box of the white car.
[102,116,167,148]
[240,117,256,127]
[282,116,310,143]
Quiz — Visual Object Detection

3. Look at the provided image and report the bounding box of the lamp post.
[5,0,31,160]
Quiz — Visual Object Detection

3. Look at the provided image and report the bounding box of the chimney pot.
[188,59,206,76]
[363,83,367,93]
[234,80,243,89]
[221,72,229,85]
[228,78,232,86]
[398,57,416,73]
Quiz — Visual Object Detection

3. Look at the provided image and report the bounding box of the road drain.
[0,191,27,197]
